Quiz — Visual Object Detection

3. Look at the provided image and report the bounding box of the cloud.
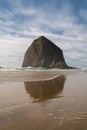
[0,0,87,68]
[79,8,87,21]
[65,50,84,60]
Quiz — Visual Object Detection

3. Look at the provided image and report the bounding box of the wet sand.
[0,69,80,82]
[0,70,87,130]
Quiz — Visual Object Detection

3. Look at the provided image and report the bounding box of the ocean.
[0,66,87,72]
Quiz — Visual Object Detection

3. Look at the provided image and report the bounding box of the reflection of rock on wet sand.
[24,75,66,102]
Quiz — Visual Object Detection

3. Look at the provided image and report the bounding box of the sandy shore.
[0,70,87,130]
[0,69,81,82]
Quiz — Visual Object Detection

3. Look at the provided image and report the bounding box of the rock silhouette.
[22,36,70,68]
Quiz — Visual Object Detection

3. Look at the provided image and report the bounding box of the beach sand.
[0,70,87,130]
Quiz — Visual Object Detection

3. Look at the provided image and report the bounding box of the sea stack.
[22,36,70,69]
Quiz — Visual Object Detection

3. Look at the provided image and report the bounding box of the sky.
[0,0,87,68]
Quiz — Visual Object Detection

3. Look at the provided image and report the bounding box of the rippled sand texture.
[0,71,87,130]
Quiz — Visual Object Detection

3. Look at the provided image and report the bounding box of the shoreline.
[0,69,82,83]
[0,71,87,130]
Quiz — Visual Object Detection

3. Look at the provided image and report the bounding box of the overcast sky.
[0,0,87,68]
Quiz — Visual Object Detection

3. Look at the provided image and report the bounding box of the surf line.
[28,75,60,82]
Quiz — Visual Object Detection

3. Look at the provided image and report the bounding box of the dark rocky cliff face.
[22,36,70,69]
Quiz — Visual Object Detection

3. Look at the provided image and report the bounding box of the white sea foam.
[0,66,81,71]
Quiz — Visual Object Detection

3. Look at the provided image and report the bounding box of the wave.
[0,66,87,72]
[0,66,54,71]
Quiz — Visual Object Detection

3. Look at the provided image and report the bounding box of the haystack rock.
[22,36,71,69]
